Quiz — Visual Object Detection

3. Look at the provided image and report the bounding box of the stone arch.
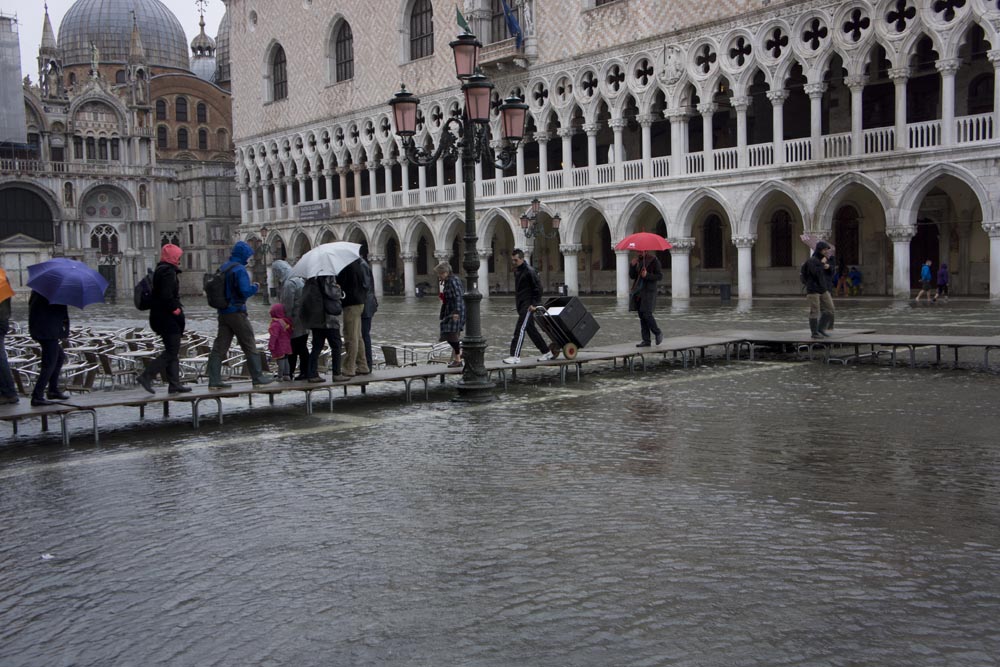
[401,215,434,253]
[478,208,518,250]
[341,222,369,246]
[815,171,895,231]
[436,212,465,250]
[78,183,137,220]
[674,187,737,237]
[897,162,991,227]
[560,197,610,245]
[741,180,812,235]
[288,228,312,259]
[616,192,671,240]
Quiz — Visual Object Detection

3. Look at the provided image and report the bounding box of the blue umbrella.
[27,258,109,309]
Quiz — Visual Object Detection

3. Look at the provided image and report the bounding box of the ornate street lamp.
[520,198,561,240]
[388,34,528,402]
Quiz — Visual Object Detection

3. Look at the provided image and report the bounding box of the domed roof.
[57,0,190,71]
[191,16,215,54]
[214,10,230,84]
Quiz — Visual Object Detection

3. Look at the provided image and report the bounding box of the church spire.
[40,3,58,54]
[128,11,146,65]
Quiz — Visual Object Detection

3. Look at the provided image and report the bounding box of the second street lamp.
[388,35,528,403]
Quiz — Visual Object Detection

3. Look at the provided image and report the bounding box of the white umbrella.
[290,242,362,278]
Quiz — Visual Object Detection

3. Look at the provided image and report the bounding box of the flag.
[456,6,472,35]
[500,0,524,49]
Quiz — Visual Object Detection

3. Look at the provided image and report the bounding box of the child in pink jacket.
[268,303,293,381]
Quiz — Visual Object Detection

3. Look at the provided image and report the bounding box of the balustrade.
[595,164,614,185]
[713,147,738,172]
[863,127,895,154]
[748,143,773,167]
[650,156,670,178]
[785,138,812,164]
[524,173,541,192]
[823,132,852,159]
[571,166,590,187]
[685,152,704,174]
[956,113,993,144]
[908,120,941,149]
[622,159,644,181]
[501,175,518,195]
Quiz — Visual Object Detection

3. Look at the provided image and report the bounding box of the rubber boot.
[824,313,835,333]
[207,352,231,390]
[817,314,833,337]
[248,353,274,386]
[809,318,822,339]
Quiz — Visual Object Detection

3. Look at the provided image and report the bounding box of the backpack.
[204,263,237,310]
[299,278,324,325]
[134,272,154,311]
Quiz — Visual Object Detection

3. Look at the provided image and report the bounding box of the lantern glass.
[498,96,529,142]
[551,215,562,230]
[531,198,540,214]
[450,34,481,79]
[389,86,420,137]
[462,74,494,123]
[520,215,530,230]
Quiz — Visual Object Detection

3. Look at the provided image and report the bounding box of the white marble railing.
[823,132,852,159]
[785,137,812,164]
[623,159,644,181]
[442,184,458,202]
[391,192,403,208]
[501,175,518,195]
[407,190,420,206]
[908,120,941,149]
[571,166,589,187]
[685,152,704,174]
[956,113,993,144]
[651,155,670,178]
[481,180,496,198]
[547,171,564,190]
[864,127,895,154]
[595,164,615,185]
[748,142,773,167]
[425,188,438,204]
[714,147,738,172]
[524,173,541,192]
[0,159,172,178]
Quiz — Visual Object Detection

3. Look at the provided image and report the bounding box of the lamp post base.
[454,335,494,403]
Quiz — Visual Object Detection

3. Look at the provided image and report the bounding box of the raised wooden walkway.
[2,328,997,445]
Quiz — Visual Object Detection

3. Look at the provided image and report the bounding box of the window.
[175,97,188,122]
[74,136,83,160]
[110,138,120,161]
[115,70,127,84]
[197,102,207,124]
[157,126,168,149]
[217,129,229,150]
[410,0,434,61]
[490,0,520,43]
[770,210,793,267]
[156,100,167,120]
[702,215,724,269]
[139,185,148,208]
[335,22,354,82]
[85,137,96,160]
[177,128,189,150]
[198,129,208,150]
[63,182,74,206]
[272,45,288,101]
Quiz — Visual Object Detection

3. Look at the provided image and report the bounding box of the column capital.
[383,158,397,168]
[559,243,583,255]
[295,174,307,182]
[886,225,916,242]
[614,248,631,255]
[888,67,910,83]
[583,123,601,136]
[935,58,961,76]
[556,127,575,138]
[982,222,1000,238]
[367,161,380,171]
[664,107,689,121]
[732,235,757,248]
[988,49,1000,66]
[237,184,249,192]
[282,177,294,186]
[321,168,333,177]
[844,74,868,90]
[696,102,718,116]
[533,131,551,143]
[336,166,350,175]
[432,250,452,262]
[803,82,827,98]
[667,237,696,252]
[477,248,493,259]
[609,118,627,131]
[766,90,788,104]
[730,96,750,111]
[805,229,832,242]
[637,113,657,126]
[350,164,364,173]
[367,253,386,263]
[400,252,417,262]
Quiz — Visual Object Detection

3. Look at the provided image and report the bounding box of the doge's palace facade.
[228,0,1000,300]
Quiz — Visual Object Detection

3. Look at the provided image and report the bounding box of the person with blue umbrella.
[26,257,108,406]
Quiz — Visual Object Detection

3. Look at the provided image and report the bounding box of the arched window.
[770,210,793,267]
[139,184,148,208]
[63,182,74,206]
[90,224,120,255]
[197,102,208,123]
[73,136,83,160]
[409,0,434,61]
[703,215,724,269]
[85,137,96,160]
[175,97,188,122]
[198,128,208,150]
[155,99,167,120]
[490,0,521,43]
[157,126,168,149]
[272,45,288,101]
[97,137,107,161]
[177,128,189,150]
[335,21,354,82]
[69,72,77,86]
[217,128,229,150]
[115,69,127,84]
[110,138,120,161]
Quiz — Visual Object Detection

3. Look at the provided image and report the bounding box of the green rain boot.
[247,353,274,387]
[207,352,232,390]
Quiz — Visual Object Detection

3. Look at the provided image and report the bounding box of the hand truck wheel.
[562,343,578,360]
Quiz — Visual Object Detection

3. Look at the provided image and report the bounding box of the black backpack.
[134,271,153,311]
[204,263,237,310]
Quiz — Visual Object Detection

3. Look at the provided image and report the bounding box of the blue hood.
[230,241,255,265]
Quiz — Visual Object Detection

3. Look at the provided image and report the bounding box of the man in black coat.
[137,244,190,394]
[337,259,370,376]
[28,291,70,406]
[803,240,836,339]
[505,248,553,363]
[628,250,663,347]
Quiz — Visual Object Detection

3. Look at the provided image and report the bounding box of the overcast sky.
[5,0,227,80]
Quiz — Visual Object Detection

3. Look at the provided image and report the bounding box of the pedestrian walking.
[359,249,378,372]
[136,244,190,394]
[301,275,348,383]
[435,261,465,367]
[27,290,70,406]
[802,241,836,339]
[915,259,934,303]
[848,266,863,296]
[338,259,370,376]
[268,303,293,381]
[206,241,274,389]
[0,268,18,405]
[505,248,552,364]
[934,263,950,303]
[272,260,309,380]
[628,250,663,347]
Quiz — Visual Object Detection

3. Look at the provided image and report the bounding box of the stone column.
[638,114,654,178]
[665,109,687,175]
[937,58,960,147]
[477,248,492,297]
[535,132,549,188]
[560,243,582,296]
[400,159,410,198]
[845,75,867,156]
[584,122,599,183]
[887,225,916,299]
[262,180,273,212]
[767,90,787,166]
[311,173,321,203]
[558,127,573,182]
[668,238,695,299]
[338,167,349,212]
[297,174,307,204]
[610,118,625,181]
[352,164,363,209]
[515,141,525,192]
[383,159,395,197]
[324,169,335,201]
[249,183,259,222]
[368,253,385,298]
[417,162,427,204]
[401,252,417,297]
[989,50,1000,135]
[984,222,1000,300]
[733,235,756,299]
[368,164,378,202]
[804,82,826,160]
[285,178,295,219]
[615,249,630,298]
[697,102,716,170]
[889,67,909,150]
[732,97,749,169]
[435,159,445,198]
[491,139,504,192]
[238,185,249,224]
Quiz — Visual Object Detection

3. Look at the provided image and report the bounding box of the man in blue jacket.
[28,290,71,406]
[207,241,274,388]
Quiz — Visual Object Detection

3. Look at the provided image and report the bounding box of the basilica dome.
[214,10,231,85]
[57,0,190,71]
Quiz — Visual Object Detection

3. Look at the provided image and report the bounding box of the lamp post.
[389,32,528,403]
[258,225,271,305]
[520,198,561,240]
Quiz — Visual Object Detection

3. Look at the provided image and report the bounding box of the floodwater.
[1,296,999,666]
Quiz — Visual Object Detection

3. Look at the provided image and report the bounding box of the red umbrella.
[615,232,672,252]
